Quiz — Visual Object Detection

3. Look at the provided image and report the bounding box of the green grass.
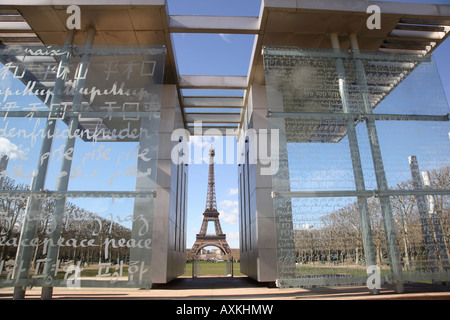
[54,266,129,279]
[1,262,240,280]
[182,261,243,277]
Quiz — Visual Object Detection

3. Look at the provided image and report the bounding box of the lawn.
[182,261,243,277]
[1,262,242,280]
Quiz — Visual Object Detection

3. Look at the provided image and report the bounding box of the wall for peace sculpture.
[0,43,166,291]
[263,46,450,289]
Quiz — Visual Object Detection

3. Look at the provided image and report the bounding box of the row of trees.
[2,166,448,274]
[294,166,450,270]
[0,176,132,272]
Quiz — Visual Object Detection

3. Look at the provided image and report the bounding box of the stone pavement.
[0,276,449,300]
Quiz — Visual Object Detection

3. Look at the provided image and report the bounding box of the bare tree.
[0,177,28,271]
[391,181,416,269]
[0,178,133,275]
[428,166,450,259]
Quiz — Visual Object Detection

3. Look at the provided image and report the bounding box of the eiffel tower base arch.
[191,236,232,257]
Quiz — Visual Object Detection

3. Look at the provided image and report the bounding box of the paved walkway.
[0,276,449,300]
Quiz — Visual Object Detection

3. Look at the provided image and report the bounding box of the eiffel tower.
[190,145,232,256]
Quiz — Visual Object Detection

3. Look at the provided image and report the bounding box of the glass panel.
[287,133,357,192]
[264,46,450,288]
[376,121,450,188]
[291,197,375,287]
[0,44,165,289]
[372,56,449,116]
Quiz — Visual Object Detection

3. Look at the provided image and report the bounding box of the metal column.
[330,33,378,294]
[40,29,96,300]
[349,33,404,293]
[12,30,75,300]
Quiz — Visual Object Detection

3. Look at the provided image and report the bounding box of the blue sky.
[0,0,449,250]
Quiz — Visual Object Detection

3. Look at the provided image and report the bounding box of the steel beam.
[179,75,248,90]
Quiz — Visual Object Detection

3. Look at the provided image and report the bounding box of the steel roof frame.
[0,0,448,136]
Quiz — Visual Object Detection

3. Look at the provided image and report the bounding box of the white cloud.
[188,136,212,164]
[227,231,239,241]
[219,200,238,209]
[0,138,24,160]
[219,34,232,43]
[218,200,238,225]
[220,210,238,225]
[190,136,209,149]
[227,188,238,196]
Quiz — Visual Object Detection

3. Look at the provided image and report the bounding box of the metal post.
[231,256,234,278]
[349,33,404,293]
[12,30,75,300]
[330,33,378,294]
[41,28,96,300]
